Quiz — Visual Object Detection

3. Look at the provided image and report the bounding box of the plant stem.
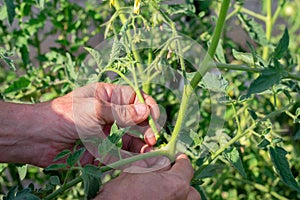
[190,0,231,88]
[227,176,289,200]
[105,68,159,138]
[235,6,266,21]
[112,0,159,138]
[131,64,160,138]
[113,0,144,79]
[100,148,169,171]
[271,0,286,26]
[263,0,272,60]
[45,149,169,200]
[215,63,300,81]
[194,102,294,178]
[215,63,262,73]
[166,0,231,157]
[44,176,83,200]
[231,102,242,135]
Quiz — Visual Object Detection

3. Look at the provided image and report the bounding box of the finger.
[98,102,150,126]
[106,84,159,117]
[130,120,159,146]
[187,187,201,200]
[144,155,171,170]
[72,83,98,98]
[169,154,194,182]
[143,126,157,146]
[122,134,146,153]
[105,84,136,105]
[135,91,160,120]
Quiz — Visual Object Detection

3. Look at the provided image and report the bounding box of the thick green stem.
[45,149,169,200]
[166,85,193,160]
[100,149,169,171]
[190,0,231,88]
[166,0,231,157]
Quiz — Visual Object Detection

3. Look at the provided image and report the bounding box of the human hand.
[96,154,201,200]
[1,83,159,168]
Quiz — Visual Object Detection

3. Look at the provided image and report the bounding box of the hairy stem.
[100,148,169,171]
[215,63,300,81]
[166,0,231,157]
[111,0,159,138]
[113,0,144,79]
[44,149,169,200]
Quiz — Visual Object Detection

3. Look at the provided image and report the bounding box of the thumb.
[169,154,194,182]
[101,103,150,127]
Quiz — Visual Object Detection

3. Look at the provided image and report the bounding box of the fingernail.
[134,104,148,115]
[177,154,188,160]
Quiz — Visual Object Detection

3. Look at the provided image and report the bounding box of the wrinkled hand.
[96,154,201,200]
[28,83,159,167]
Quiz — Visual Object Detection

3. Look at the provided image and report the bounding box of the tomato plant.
[0,0,300,199]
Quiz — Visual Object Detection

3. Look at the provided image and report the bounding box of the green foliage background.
[0,0,300,199]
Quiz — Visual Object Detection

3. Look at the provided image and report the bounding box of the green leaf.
[214,39,226,63]
[232,49,254,65]
[247,109,258,120]
[98,122,126,159]
[201,73,228,92]
[0,163,7,174]
[35,0,45,9]
[257,138,270,149]
[294,128,300,141]
[247,41,258,64]
[272,137,283,144]
[66,148,86,167]
[269,146,300,192]
[273,28,289,60]
[189,130,202,146]
[4,186,40,200]
[84,47,103,70]
[195,164,224,179]
[223,147,247,178]
[17,164,27,181]
[238,13,268,46]
[20,45,29,67]
[200,129,231,158]
[247,67,283,96]
[0,48,15,71]
[82,172,102,199]
[53,149,71,162]
[65,53,78,82]
[295,108,300,118]
[0,5,8,21]
[83,164,102,178]
[108,36,123,67]
[49,176,61,186]
[4,76,31,94]
[4,0,15,25]
[232,49,266,67]
[44,163,67,171]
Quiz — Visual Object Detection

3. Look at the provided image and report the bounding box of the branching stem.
[166,0,231,157]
